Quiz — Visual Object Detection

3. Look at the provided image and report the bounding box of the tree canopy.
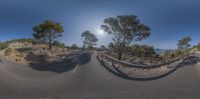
[177,36,192,50]
[107,42,116,51]
[81,30,98,50]
[32,20,64,50]
[128,44,157,60]
[101,15,151,60]
[52,40,65,47]
[71,44,79,49]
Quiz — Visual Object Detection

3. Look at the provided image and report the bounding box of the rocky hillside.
[0,39,71,64]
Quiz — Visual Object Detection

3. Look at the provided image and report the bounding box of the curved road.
[0,52,200,99]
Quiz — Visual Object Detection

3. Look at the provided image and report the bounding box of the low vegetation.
[0,15,198,67]
[0,38,70,64]
[0,42,8,50]
[101,15,151,60]
[104,31,195,65]
[99,15,197,65]
[6,38,37,43]
[81,30,98,50]
[33,20,64,50]
[52,40,65,48]
[69,44,80,50]
[106,44,160,65]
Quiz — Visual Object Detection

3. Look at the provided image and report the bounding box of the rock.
[2,41,71,64]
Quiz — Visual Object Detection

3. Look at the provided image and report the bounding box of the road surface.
[0,52,200,99]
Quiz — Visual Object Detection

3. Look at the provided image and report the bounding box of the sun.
[97,29,105,36]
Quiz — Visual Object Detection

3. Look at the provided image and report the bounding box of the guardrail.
[97,52,194,69]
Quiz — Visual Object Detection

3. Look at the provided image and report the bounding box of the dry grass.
[2,42,71,64]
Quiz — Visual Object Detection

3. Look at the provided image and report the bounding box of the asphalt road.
[0,52,200,99]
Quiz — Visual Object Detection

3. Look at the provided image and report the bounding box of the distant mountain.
[154,48,175,54]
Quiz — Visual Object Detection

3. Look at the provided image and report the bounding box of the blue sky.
[0,0,200,49]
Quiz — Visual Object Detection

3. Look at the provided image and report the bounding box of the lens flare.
[97,29,105,36]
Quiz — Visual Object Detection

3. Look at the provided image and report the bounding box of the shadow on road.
[78,52,92,65]
[0,59,3,64]
[97,55,199,81]
[28,51,92,73]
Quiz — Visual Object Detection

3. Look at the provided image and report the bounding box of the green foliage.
[0,42,8,50]
[160,50,174,59]
[65,44,80,50]
[107,42,116,50]
[160,50,184,60]
[101,15,151,60]
[81,30,98,50]
[7,38,38,44]
[88,45,94,50]
[100,45,106,50]
[177,36,192,50]
[197,43,200,51]
[70,44,79,50]
[128,44,157,60]
[174,50,184,57]
[52,40,65,47]
[32,20,64,50]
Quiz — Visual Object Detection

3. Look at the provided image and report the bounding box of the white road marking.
[70,64,79,74]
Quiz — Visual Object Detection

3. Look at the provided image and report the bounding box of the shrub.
[0,42,8,50]
[70,44,79,50]
[4,48,12,56]
[127,44,158,60]
[15,58,21,62]
[16,52,23,58]
[52,40,65,48]
[7,38,39,44]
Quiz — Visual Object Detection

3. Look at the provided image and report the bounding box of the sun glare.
[97,29,105,36]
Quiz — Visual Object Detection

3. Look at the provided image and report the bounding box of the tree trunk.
[49,33,52,50]
[118,52,123,60]
[49,42,52,50]
[82,44,85,51]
